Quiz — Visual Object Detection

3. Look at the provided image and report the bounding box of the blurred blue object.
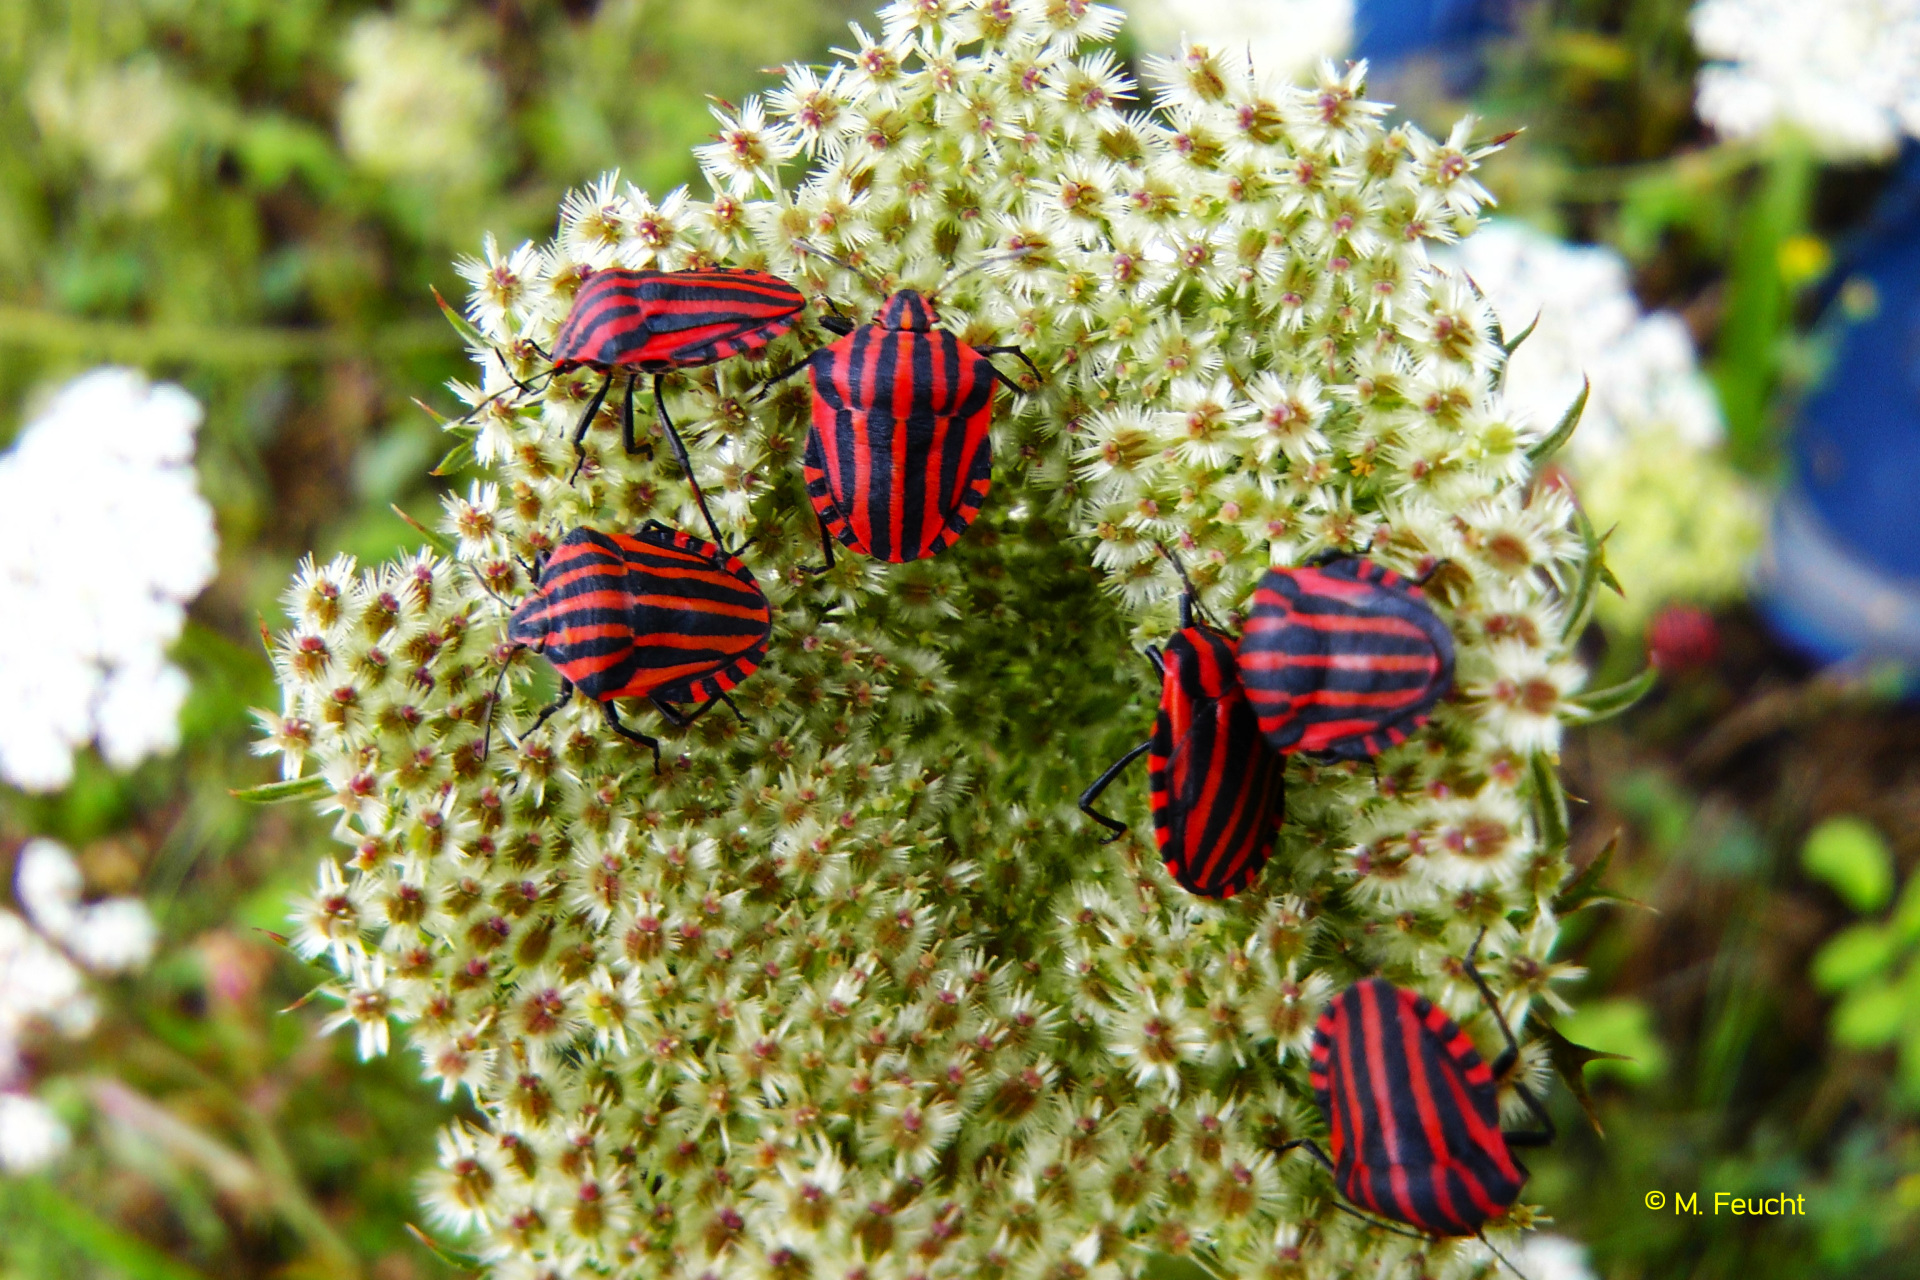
[1352,0,1515,71]
[1762,145,1920,670]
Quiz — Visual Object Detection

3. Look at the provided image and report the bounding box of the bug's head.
[878,290,937,332]
[505,595,549,653]
[1163,625,1241,703]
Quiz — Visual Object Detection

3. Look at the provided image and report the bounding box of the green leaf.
[1527,377,1588,464]
[1832,980,1906,1048]
[1530,752,1570,854]
[1894,874,1920,944]
[1560,506,1609,642]
[1500,309,1540,358]
[433,435,479,477]
[1552,833,1643,915]
[1556,998,1666,1085]
[432,284,491,351]
[1565,667,1657,723]
[1802,817,1895,913]
[229,774,329,804]
[1539,1021,1635,1134]
[1141,1253,1218,1280]
[406,1222,482,1270]
[13,1178,213,1280]
[391,504,456,556]
[1811,924,1900,993]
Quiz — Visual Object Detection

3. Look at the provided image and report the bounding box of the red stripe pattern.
[506,523,770,704]
[1239,557,1455,760]
[1308,978,1527,1236]
[1150,625,1286,899]
[550,267,808,374]
[801,290,997,563]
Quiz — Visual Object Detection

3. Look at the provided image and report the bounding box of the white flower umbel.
[0,840,156,1176]
[1691,0,1920,157]
[338,15,503,188]
[265,5,1607,1275]
[1451,221,1762,626]
[1129,0,1353,79]
[0,368,217,792]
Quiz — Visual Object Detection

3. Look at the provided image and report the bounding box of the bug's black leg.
[567,373,614,482]
[650,692,742,729]
[800,508,837,576]
[494,349,543,397]
[1274,1138,1336,1176]
[1080,740,1152,843]
[649,696,692,728]
[521,681,575,740]
[751,358,815,401]
[1411,557,1453,589]
[479,657,516,760]
[1477,1228,1532,1280]
[982,360,1029,397]
[1464,928,1558,1148]
[654,375,731,553]
[1144,644,1165,677]
[602,701,662,769]
[976,344,1043,382]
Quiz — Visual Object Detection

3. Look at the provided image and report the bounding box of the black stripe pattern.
[551,267,808,374]
[801,289,997,563]
[1149,625,1285,899]
[1308,978,1527,1236]
[1239,556,1455,760]
[507,522,771,704]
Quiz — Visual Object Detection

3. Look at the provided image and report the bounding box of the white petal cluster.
[265,4,1603,1275]
[1692,0,1920,157]
[1451,221,1762,625]
[0,368,217,792]
[0,840,158,1175]
[1129,0,1353,79]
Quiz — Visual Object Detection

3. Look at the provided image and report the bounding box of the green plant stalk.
[1711,138,1813,470]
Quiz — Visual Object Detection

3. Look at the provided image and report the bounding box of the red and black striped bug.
[1079,563,1286,899]
[1238,554,1455,760]
[1280,932,1554,1247]
[498,520,771,766]
[758,247,1039,565]
[543,265,852,486]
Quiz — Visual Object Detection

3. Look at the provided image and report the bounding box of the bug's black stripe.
[551,268,806,372]
[507,525,770,703]
[1240,557,1455,760]
[1146,628,1283,899]
[1315,980,1526,1236]
[805,312,994,564]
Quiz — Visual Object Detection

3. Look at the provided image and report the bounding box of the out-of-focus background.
[2,1,1918,1276]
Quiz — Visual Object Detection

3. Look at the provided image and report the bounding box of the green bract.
[260,3,1597,1275]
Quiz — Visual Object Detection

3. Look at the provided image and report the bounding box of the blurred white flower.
[338,15,502,188]
[0,1093,70,1174]
[1691,0,1920,157]
[1129,0,1352,79]
[16,839,157,974]
[1511,1232,1598,1280]
[26,60,183,212]
[1449,222,1763,626]
[0,368,217,792]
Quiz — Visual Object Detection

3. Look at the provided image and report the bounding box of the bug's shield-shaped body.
[507,524,770,704]
[802,290,996,563]
[1149,625,1285,899]
[551,267,808,373]
[1239,556,1455,760]
[1309,978,1527,1236]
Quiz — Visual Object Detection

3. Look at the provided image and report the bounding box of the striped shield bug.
[1280,932,1555,1242]
[499,520,772,765]
[543,265,851,484]
[1079,562,1285,900]
[1238,554,1455,760]
[759,246,1040,565]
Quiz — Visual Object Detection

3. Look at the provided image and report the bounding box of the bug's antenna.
[1476,1229,1531,1280]
[929,245,1038,304]
[792,238,885,288]
[1152,541,1216,630]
